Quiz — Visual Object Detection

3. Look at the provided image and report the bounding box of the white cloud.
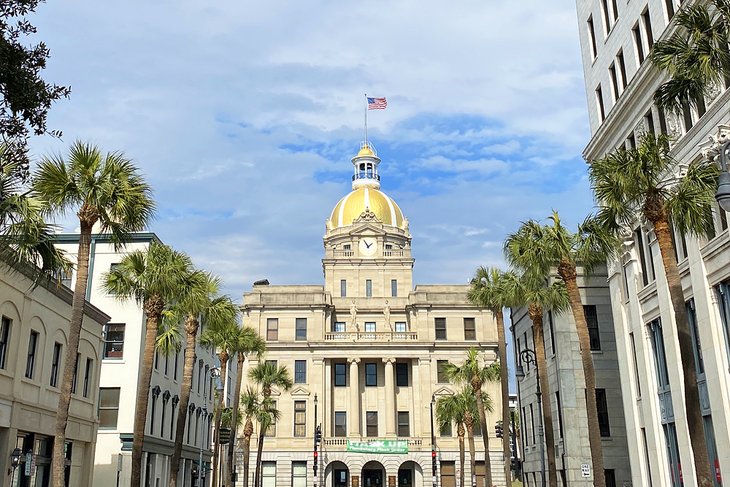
[28,0,593,298]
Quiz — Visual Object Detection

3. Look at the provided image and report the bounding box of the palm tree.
[227,328,265,485]
[590,132,718,486]
[240,387,261,487]
[650,0,730,114]
[436,391,469,487]
[504,212,618,487]
[200,306,243,487]
[102,241,195,487]
[467,266,514,485]
[166,273,238,487]
[253,395,281,486]
[444,348,499,487]
[0,147,68,275]
[249,361,293,487]
[501,271,570,487]
[34,141,154,487]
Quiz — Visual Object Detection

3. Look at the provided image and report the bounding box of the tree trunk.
[213,354,229,487]
[227,353,245,485]
[557,261,606,487]
[132,296,164,487]
[169,317,199,487]
[253,422,267,487]
[242,422,253,487]
[52,224,92,487]
[472,379,493,487]
[529,305,558,487]
[495,308,511,487]
[458,423,466,487]
[465,413,476,487]
[650,213,713,487]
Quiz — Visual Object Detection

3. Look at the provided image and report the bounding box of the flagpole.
[364,93,368,145]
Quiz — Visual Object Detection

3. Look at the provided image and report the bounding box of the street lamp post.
[515,349,545,487]
[10,447,22,486]
[430,394,438,487]
[716,140,730,212]
[313,393,319,487]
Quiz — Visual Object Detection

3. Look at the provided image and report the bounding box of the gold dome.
[356,145,375,157]
[329,187,405,229]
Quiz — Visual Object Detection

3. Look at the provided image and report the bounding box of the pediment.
[290,386,311,397]
[269,387,282,397]
[433,386,455,397]
[348,222,386,237]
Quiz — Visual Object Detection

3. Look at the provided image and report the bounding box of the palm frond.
[667,159,719,237]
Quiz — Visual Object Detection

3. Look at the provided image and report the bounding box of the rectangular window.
[642,8,654,49]
[267,318,278,341]
[397,411,410,437]
[366,279,373,298]
[665,0,675,20]
[83,358,93,398]
[649,319,670,389]
[340,279,347,297]
[295,318,307,341]
[197,360,203,393]
[262,462,277,487]
[716,282,730,364]
[600,0,611,33]
[0,316,9,370]
[658,105,668,135]
[645,109,655,135]
[556,391,564,439]
[596,85,606,122]
[292,461,307,487]
[334,412,347,437]
[103,323,125,359]
[440,421,452,437]
[334,363,347,386]
[266,401,277,436]
[687,300,705,374]
[365,362,377,386]
[463,318,476,340]
[587,16,598,59]
[609,63,619,101]
[294,401,306,437]
[391,279,398,297]
[605,469,616,487]
[529,403,536,445]
[617,50,627,89]
[366,411,378,437]
[333,321,345,333]
[396,362,409,387]
[435,317,447,340]
[437,360,449,383]
[98,388,121,429]
[25,330,38,379]
[664,423,682,486]
[50,342,62,387]
[641,428,654,487]
[596,388,611,437]
[630,333,642,397]
[633,23,645,64]
[295,360,307,384]
[395,322,406,333]
[584,305,601,350]
[154,349,159,370]
[365,322,376,333]
[174,351,179,381]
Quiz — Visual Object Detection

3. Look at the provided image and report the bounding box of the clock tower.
[323,142,413,299]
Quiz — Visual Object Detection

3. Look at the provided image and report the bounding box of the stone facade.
[575,0,730,485]
[0,261,108,487]
[237,144,506,487]
[510,268,630,486]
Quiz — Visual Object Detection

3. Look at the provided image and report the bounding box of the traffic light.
[313,425,322,476]
[495,421,503,439]
[313,450,319,475]
[315,425,322,445]
[431,450,438,476]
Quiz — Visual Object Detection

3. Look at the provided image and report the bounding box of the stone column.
[348,358,361,436]
[324,358,331,437]
[383,357,396,436]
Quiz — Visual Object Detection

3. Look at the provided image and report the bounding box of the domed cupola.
[326,142,408,232]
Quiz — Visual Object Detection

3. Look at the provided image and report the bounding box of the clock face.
[359,238,378,256]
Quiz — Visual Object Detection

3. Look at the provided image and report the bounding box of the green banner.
[346,440,408,454]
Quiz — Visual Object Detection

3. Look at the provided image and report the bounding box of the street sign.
[581,464,591,478]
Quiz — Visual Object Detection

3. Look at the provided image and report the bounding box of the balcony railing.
[324,331,418,341]
[333,250,354,257]
[324,437,423,447]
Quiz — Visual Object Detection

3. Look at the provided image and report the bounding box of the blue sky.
[27,1,593,374]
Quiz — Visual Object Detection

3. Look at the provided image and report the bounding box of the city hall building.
[238,144,506,487]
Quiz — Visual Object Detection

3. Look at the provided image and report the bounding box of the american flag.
[367,97,387,110]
